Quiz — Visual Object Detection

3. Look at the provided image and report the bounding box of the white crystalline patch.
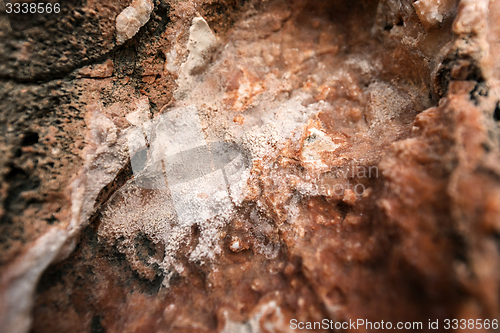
[367,82,412,132]
[101,104,250,285]
[126,96,151,157]
[125,96,150,127]
[413,0,457,28]
[129,104,248,194]
[221,301,288,333]
[224,153,250,205]
[169,169,232,227]
[269,94,318,139]
[115,0,154,45]
[241,97,330,161]
[165,47,180,73]
[301,128,341,164]
[127,125,148,159]
[185,17,218,73]
[414,0,443,26]
[151,105,207,157]
[229,239,241,252]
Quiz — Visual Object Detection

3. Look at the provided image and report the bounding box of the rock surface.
[1,0,500,332]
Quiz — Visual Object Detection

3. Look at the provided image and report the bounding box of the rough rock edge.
[0,97,145,333]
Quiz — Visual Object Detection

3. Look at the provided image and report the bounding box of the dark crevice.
[0,47,119,84]
[21,131,39,146]
[493,102,500,122]
[90,315,105,333]
[469,82,488,105]
[92,160,133,214]
[434,55,485,99]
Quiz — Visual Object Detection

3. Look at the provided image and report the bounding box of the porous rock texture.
[1,0,500,332]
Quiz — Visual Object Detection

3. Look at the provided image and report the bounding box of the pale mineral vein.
[115,0,154,45]
[175,16,218,99]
